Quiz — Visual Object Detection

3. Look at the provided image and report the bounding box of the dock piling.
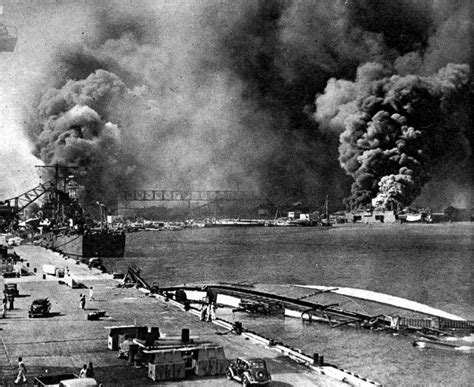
[313,353,319,365]
[233,321,243,334]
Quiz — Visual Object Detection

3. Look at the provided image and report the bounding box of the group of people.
[6,264,96,384]
[200,288,217,322]
[14,358,95,384]
[8,256,99,384]
[200,302,216,321]
[79,287,95,309]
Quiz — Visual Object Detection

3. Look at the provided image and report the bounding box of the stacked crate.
[194,347,209,376]
[148,350,185,381]
[195,346,228,376]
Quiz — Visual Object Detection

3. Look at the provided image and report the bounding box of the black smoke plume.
[316,63,471,209]
[28,70,142,207]
[23,0,472,211]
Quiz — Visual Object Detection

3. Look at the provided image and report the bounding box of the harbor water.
[102,222,473,385]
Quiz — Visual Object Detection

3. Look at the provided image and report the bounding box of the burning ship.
[37,167,126,260]
[1,165,125,260]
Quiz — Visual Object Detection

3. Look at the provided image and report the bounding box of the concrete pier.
[0,245,347,386]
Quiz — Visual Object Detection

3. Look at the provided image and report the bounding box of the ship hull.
[40,231,126,260]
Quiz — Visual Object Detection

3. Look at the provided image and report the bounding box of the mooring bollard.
[145,327,160,347]
[181,328,190,343]
[234,321,243,335]
[313,353,319,365]
[34,268,37,273]
[318,355,324,366]
[150,326,160,339]
[42,274,46,280]
[26,262,30,267]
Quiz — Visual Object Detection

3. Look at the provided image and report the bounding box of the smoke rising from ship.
[31,70,138,204]
[21,0,472,210]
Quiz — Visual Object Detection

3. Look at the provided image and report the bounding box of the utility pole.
[96,201,106,228]
[325,195,329,224]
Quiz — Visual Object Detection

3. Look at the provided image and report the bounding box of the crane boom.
[2,181,55,214]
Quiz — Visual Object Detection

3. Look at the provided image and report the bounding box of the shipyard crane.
[0,181,55,231]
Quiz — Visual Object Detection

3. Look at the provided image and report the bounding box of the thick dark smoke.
[29,70,141,205]
[314,0,472,210]
[24,0,472,211]
[316,63,470,209]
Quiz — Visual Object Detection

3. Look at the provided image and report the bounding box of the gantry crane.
[0,181,55,231]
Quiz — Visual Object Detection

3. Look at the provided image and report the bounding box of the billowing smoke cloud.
[20,0,472,210]
[314,0,472,210]
[316,63,471,209]
[28,69,141,205]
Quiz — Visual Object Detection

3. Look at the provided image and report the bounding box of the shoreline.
[1,244,375,386]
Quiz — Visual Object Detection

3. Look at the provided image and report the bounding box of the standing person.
[14,357,27,384]
[206,288,217,321]
[79,294,86,310]
[2,296,7,318]
[200,303,207,321]
[79,364,87,378]
[206,302,216,322]
[89,286,94,301]
[8,293,14,310]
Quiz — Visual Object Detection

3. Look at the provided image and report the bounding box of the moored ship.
[2,164,126,260]
[40,228,125,260]
[36,168,126,259]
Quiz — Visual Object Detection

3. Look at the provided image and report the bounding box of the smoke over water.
[21,0,471,210]
[315,63,471,209]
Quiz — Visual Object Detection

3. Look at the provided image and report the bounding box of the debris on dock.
[107,325,229,382]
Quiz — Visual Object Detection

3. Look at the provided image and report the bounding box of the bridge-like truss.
[121,190,261,202]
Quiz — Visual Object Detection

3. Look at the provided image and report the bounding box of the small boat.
[413,339,473,351]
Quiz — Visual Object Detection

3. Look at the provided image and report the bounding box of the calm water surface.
[103,222,473,386]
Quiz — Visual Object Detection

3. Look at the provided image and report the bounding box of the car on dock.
[226,357,271,386]
[88,257,103,268]
[28,298,51,317]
